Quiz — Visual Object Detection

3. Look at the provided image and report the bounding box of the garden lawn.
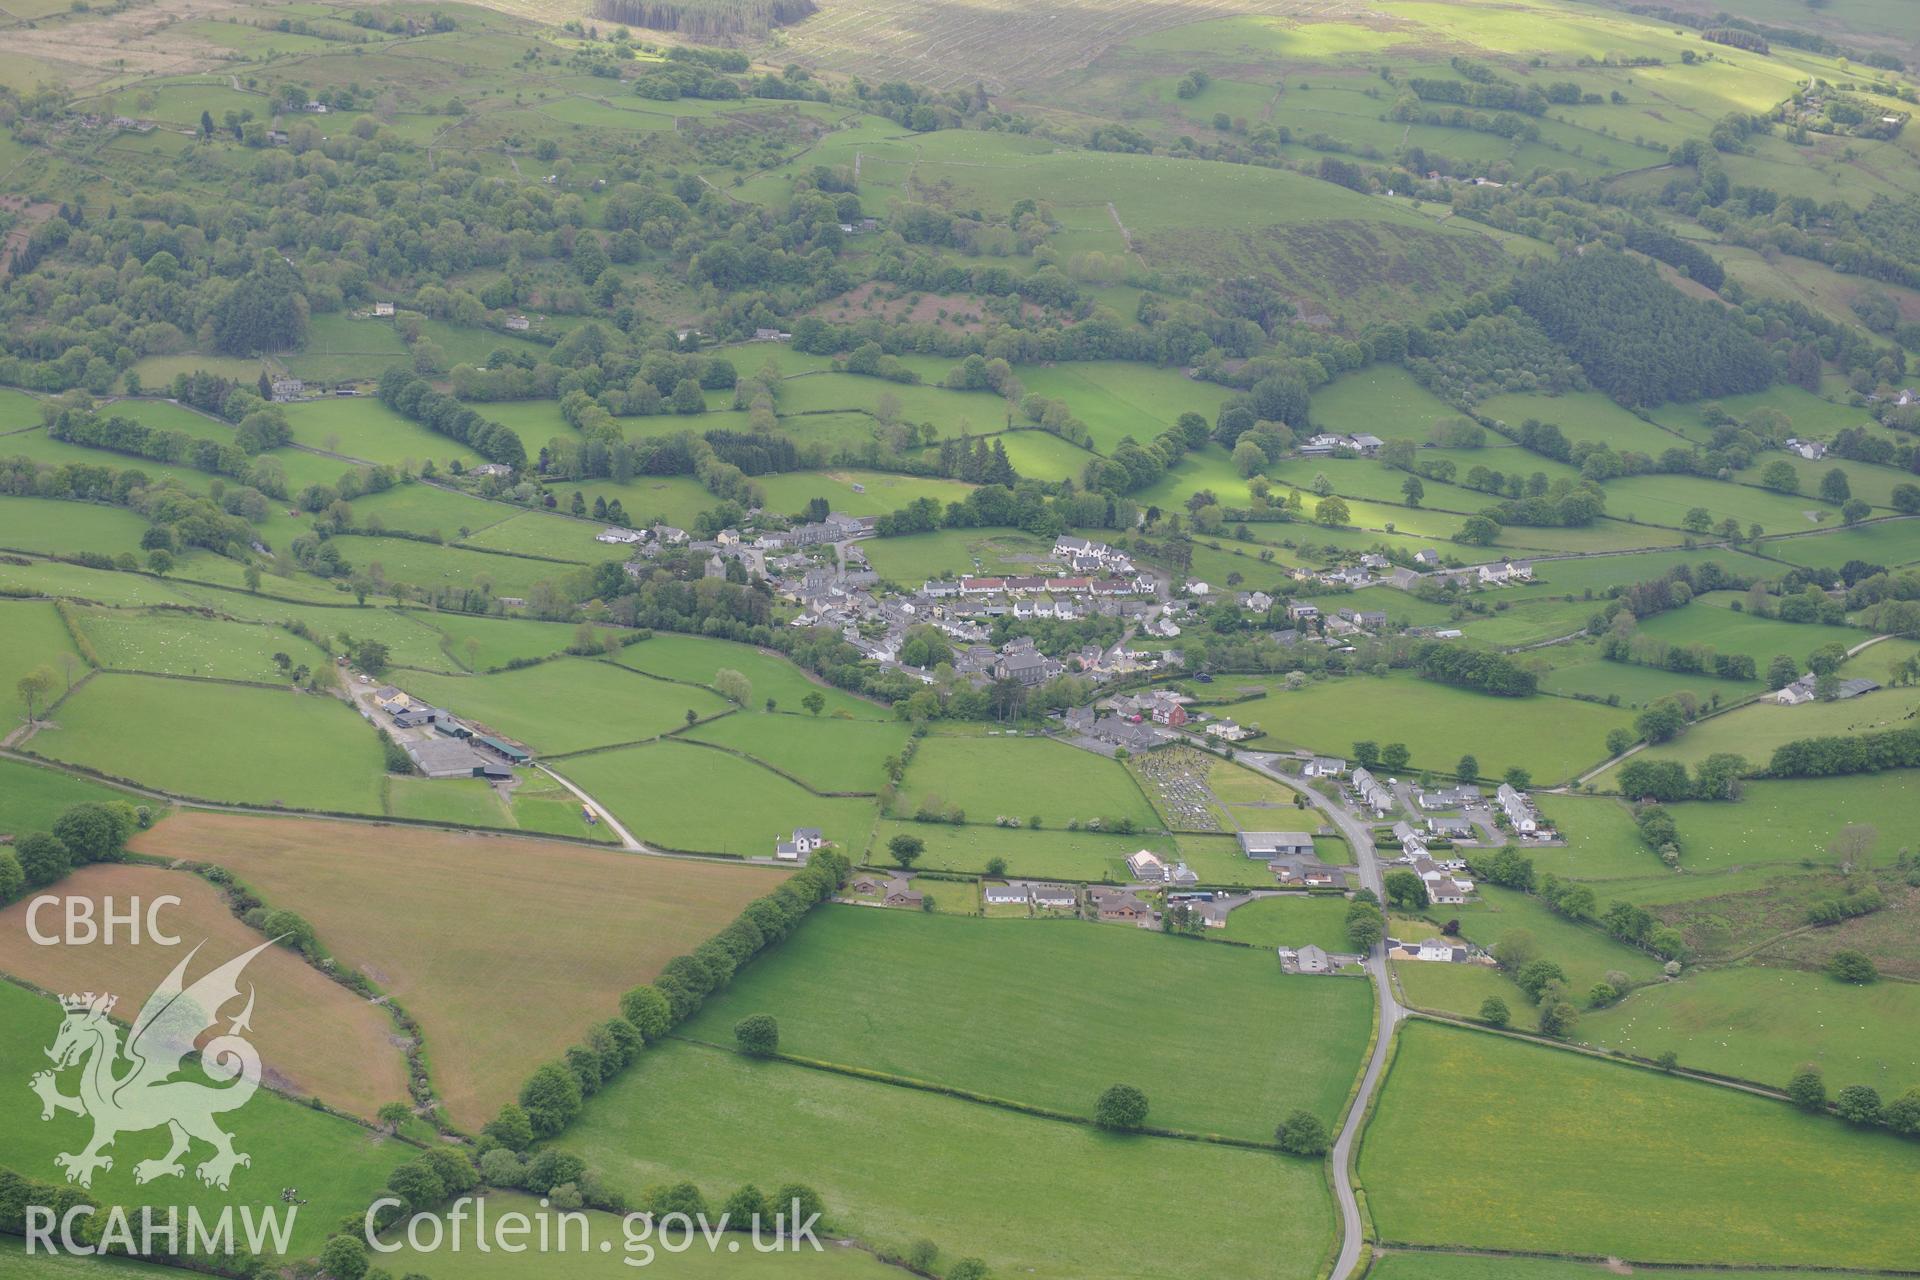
[1362,1021,1920,1269]
[0,982,409,1260]
[1218,673,1632,784]
[128,811,784,1129]
[563,1040,1333,1280]
[1580,965,1920,1096]
[399,658,731,755]
[892,734,1158,830]
[28,674,387,812]
[685,714,912,793]
[611,632,886,718]
[557,741,878,857]
[1220,894,1354,953]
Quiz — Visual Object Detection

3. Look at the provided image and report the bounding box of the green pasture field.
[27,673,386,811]
[384,775,512,827]
[1534,651,1733,706]
[557,741,877,857]
[1504,548,1777,600]
[399,658,730,755]
[1206,758,1297,805]
[1362,1021,1920,1269]
[852,529,1052,583]
[1843,637,1920,687]
[0,497,151,559]
[0,757,150,839]
[1450,598,1601,649]
[754,470,977,520]
[1448,886,1663,994]
[256,603,454,671]
[1579,965,1920,1096]
[370,1194,903,1278]
[1598,685,1920,781]
[1631,605,1862,675]
[1364,1251,1892,1280]
[1219,894,1353,953]
[103,398,236,441]
[689,906,1370,1138]
[1658,773,1920,873]
[563,1039,1334,1280]
[1602,473,1840,533]
[0,557,205,609]
[1733,453,1916,512]
[1764,517,1920,569]
[0,1237,184,1276]
[568,476,723,531]
[1652,386,1880,446]
[340,481,513,539]
[1213,672,1632,783]
[685,713,913,794]
[611,633,887,719]
[408,610,581,672]
[864,818,1208,882]
[457,509,632,563]
[506,773,618,842]
[1290,364,1451,445]
[776,370,1006,425]
[321,537,576,600]
[281,397,484,468]
[1016,362,1233,455]
[1530,794,1661,881]
[1,599,81,723]
[1389,957,1517,1018]
[892,733,1159,830]
[1476,392,1690,457]
[72,608,329,683]
[992,428,1100,483]
[0,982,408,1261]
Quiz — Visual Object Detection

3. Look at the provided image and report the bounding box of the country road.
[1244,752,1401,1280]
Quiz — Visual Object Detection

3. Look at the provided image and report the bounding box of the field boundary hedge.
[669,733,879,798]
[670,1034,1301,1154]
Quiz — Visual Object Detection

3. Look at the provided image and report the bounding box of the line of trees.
[1768,725,1920,778]
[1413,642,1537,696]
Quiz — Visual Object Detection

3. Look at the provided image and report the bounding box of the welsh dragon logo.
[30,940,274,1191]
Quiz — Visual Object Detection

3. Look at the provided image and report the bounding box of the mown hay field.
[129,812,786,1128]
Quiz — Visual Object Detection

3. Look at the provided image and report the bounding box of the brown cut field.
[0,863,409,1120]
[129,812,789,1128]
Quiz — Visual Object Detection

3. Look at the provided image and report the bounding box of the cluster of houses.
[1386,559,1534,592]
[1496,783,1546,837]
[1350,767,1394,816]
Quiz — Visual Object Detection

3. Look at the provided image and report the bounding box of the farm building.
[474,734,531,765]
[1240,831,1316,859]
